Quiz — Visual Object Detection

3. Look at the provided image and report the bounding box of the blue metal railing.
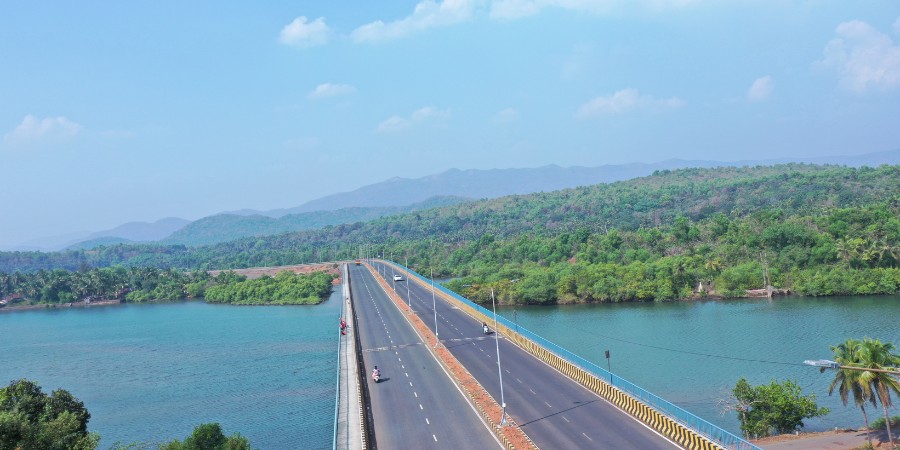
[331,264,347,450]
[390,260,760,450]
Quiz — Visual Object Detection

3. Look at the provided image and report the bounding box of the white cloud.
[3,115,82,144]
[490,0,542,19]
[308,83,356,100]
[818,18,900,92]
[410,106,449,121]
[489,0,700,19]
[279,16,330,47]
[377,106,450,133]
[575,88,684,119]
[351,0,474,43]
[747,75,774,102]
[376,116,410,133]
[494,107,519,123]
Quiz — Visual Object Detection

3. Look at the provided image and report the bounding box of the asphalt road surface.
[370,261,681,450]
[349,264,502,449]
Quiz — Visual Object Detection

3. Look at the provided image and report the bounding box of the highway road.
[349,264,502,449]
[371,261,681,450]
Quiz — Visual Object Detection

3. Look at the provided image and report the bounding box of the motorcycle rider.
[482,322,489,334]
[372,366,380,381]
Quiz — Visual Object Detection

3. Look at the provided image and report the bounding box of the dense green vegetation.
[0,380,255,450]
[730,378,829,439]
[154,423,252,450]
[871,416,900,431]
[821,338,900,446]
[0,268,334,307]
[441,202,900,303]
[2,165,899,303]
[0,379,99,450]
[205,270,334,305]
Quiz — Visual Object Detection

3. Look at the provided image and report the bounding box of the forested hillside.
[2,164,899,303]
[150,196,467,247]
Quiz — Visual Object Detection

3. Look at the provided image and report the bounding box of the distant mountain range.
[7,148,899,251]
[227,149,900,217]
[10,218,190,252]
[159,196,468,247]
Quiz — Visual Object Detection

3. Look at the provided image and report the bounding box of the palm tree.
[825,339,876,446]
[857,338,900,447]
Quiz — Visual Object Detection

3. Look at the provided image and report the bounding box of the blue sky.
[2,1,899,247]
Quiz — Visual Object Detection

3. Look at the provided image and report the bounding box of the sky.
[2,1,900,247]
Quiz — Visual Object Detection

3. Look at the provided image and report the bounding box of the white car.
[393,274,403,282]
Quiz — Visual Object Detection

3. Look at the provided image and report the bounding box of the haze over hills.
[228,149,900,217]
[160,196,469,247]
[8,149,899,252]
[5,163,898,274]
[10,218,190,252]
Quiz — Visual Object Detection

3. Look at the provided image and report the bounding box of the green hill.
[2,164,898,303]
[160,196,470,247]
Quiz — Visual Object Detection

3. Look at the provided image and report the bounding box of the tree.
[731,377,830,439]
[0,379,98,450]
[856,338,900,446]
[824,339,876,446]
[159,423,252,450]
[184,423,226,450]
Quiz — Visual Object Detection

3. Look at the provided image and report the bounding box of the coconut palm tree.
[857,338,900,447]
[825,339,876,446]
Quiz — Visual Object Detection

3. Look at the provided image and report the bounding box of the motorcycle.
[483,324,490,334]
[372,370,380,383]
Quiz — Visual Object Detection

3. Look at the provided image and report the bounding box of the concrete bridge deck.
[337,261,757,449]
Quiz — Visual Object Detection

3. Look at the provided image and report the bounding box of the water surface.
[498,294,900,434]
[4,290,897,443]
[1,292,341,449]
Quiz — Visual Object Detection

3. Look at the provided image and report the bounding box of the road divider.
[364,263,536,450]
[387,260,727,450]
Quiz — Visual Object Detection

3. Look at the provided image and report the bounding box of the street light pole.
[491,288,508,426]
[804,359,900,374]
[405,255,411,314]
[431,268,439,348]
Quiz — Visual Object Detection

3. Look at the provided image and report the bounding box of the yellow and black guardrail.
[386,260,729,450]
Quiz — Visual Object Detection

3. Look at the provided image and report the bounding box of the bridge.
[334,261,760,449]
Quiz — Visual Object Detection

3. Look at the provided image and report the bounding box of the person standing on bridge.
[340,317,347,335]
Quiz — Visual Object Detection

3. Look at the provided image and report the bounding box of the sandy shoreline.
[0,299,122,313]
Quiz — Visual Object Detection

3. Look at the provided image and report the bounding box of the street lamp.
[431,267,439,348]
[405,255,411,314]
[513,308,517,333]
[491,288,508,426]
[804,359,900,374]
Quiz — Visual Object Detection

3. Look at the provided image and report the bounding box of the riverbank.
[208,262,342,283]
[0,299,121,313]
[755,428,892,449]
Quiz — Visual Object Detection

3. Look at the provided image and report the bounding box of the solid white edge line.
[396,261,682,450]
[363,263,506,450]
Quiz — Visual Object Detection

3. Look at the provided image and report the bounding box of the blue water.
[0,291,341,450]
[498,294,900,434]
[3,290,898,444]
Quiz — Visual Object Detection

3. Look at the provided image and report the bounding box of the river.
[1,292,897,448]
[497,294,900,434]
[0,290,341,450]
